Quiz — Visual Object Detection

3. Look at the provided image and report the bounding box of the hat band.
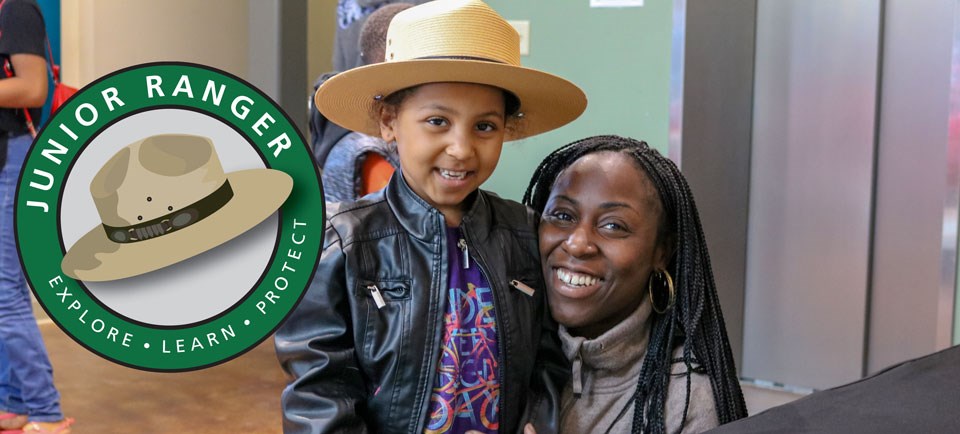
[415,55,507,64]
[102,181,235,244]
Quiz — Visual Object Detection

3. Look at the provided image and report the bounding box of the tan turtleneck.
[557,300,719,434]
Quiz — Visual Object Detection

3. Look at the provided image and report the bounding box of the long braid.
[523,135,747,433]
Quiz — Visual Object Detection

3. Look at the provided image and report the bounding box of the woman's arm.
[0,53,48,108]
[0,0,48,108]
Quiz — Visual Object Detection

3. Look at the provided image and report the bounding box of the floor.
[32,301,286,434]
[30,301,803,433]
[741,383,806,415]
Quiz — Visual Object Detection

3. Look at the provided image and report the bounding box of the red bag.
[48,62,78,115]
[2,47,74,138]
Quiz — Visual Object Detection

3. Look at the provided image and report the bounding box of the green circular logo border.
[15,62,324,372]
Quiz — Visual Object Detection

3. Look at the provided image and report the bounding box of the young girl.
[275,1,587,433]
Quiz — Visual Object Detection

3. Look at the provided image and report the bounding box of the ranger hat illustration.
[61,134,293,281]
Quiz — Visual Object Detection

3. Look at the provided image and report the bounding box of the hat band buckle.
[102,181,235,244]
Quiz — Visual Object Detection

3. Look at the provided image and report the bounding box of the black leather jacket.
[276,173,566,433]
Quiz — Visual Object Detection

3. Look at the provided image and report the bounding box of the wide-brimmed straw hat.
[315,0,587,141]
[61,134,293,282]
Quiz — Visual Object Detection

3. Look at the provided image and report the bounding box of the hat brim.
[314,59,587,141]
[60,169,293,282]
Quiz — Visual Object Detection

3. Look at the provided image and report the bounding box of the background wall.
[482,0,673,201]
[307,0,336,92]
[60,0,249,87]
[60,0,326,133]
[37,0,60,62]
[868,0,956,372]
[742,0,880,390]
[680,0,960,391]
[676,0,757,373]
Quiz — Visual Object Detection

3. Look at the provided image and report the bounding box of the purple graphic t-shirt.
[425,227,500,434]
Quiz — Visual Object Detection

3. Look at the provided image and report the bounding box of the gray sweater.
[557,301,719,434]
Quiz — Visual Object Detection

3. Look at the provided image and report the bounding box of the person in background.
[0,0,73,433]
[310,0,429,174]
[523,135,747,434]
[320,3,412,203]
[333,0,429,72]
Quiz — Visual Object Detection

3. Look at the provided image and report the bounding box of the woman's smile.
[550,266,605,299]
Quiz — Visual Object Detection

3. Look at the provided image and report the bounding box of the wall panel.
[743,0,881,390]
[869,0,956,371]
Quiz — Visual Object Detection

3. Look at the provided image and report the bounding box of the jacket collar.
[385,170,494,242]
[558,300,653,394]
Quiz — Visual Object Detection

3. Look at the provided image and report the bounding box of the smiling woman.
[538,151,668,339]
[524,135,747,434]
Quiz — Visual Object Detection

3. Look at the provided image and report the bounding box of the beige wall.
[61,0,249,87]
[61,0,336,111]
[307,0,336,89]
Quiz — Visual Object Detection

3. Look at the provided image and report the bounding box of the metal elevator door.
[741,0,881,390]
[677,0,960,391]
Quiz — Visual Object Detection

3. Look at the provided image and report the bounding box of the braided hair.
[523,135,747,433]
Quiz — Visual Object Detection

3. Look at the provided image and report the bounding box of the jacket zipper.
[457,238,470,269]
[460,223,506,430]
[510,279,535,297]
[366,284,386,309]
[415,213,449,433]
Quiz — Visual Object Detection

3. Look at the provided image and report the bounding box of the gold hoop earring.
[648,269,675,314]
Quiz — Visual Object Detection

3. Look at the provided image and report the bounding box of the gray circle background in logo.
[59,109,277,326]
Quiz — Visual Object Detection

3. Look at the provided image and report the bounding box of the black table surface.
[706,345,960,433]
